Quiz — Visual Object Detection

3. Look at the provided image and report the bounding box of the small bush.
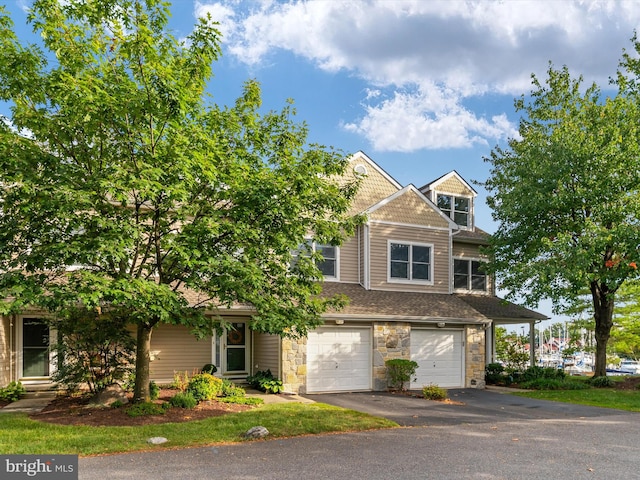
[0,382,26,402]
[485,363,506,385]
[187,373,223,402]
[126,401,168,417]
[246,370,284,394]
[110,400,124,409]
[149,381,160,401]
[201,364,217,375]
[172,371,190,392]
[588,376,615,388]
[520,366,566,382]
[422,384,448,400]
[169,392,198,409]
[385,359,419,391]
[221,379,246,398]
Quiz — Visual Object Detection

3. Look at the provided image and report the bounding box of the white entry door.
[411,329,464,389]
[307,327,372,393]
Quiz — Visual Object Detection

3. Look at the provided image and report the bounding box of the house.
[0,151,546,392]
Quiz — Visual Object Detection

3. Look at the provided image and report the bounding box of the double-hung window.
[453,259,487,292]
[389,241,432,283]
[291,241,338,280]
[437,194,470,228]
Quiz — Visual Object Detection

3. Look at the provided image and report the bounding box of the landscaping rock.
[244,426,269,439]
[90,384,129,407]
[147,437,168,445]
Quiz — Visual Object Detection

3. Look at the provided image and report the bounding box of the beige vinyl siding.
[370,190,450,228]
[438,177,473,196]
[452,243,487,259]
[0,316,11,386]
[252,332,280,377]
[369,223,450,293]
[148,324,213,383]
[452,243,493,294]
[338,236,359,283]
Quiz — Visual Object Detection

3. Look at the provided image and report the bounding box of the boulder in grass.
[244,426,269,439]
[147,437,168,445]
[90,384,129,407]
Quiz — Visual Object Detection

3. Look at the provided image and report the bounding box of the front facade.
[0,152,546,392]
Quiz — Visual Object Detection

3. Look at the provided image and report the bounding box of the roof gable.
[420,171,477,198]
[367,184,457,229]
[346,151,403,214]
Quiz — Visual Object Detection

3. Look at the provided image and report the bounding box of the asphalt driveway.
[303,387,632,426]
[79,387,640,480]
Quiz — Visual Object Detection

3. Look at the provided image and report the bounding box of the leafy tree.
[610,280,640,359]
[483,64,640,377]
[0,0,361,401]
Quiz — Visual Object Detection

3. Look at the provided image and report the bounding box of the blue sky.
[4,0,640,327]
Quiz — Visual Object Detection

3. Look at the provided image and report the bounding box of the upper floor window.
[453,259,487,292]
[437,194,470,227]
[389,241,432,283]
[291,241,338,280]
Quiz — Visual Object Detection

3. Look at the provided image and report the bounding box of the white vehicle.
[619,360,640,375]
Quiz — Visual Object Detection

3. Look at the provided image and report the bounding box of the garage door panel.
[307,327,372,393]
[411,329,463,389]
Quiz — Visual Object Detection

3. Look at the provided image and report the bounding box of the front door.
[223,322,249,376]
[22,318,50,378]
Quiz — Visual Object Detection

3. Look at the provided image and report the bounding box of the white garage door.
[411,329,464,389]
[307,327,372,393]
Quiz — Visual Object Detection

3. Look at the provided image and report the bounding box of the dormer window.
[437,194,470,228]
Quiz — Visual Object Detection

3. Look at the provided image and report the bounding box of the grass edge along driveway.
[512,387,640,412]
[0,403,397,456]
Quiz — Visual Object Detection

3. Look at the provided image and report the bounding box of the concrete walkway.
[0,390,57,414]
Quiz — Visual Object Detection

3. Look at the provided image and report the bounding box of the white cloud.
[197,0,640,151]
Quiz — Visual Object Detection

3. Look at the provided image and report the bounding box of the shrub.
[110,400,124,409]
[485,363,506,385]
[172,371,190,392]
[422,384,448,400]
[169,392,198,409]
[126,401,169,417]
[201,364,217,375]
[50,307,135,394]
[246,370,284,394]
[221,379,246,398]
[385,359,418,391]
[149,381,160,401]
[521,366,566,382]
[0,381,26,402]
[588,376,615,388]
[187,373,223,402]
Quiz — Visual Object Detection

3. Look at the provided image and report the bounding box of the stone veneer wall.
[373,322,410,391]
[281,336,307,394]
[465,326,486,388]
[280,322,486,394]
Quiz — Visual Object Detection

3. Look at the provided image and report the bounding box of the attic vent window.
[354,164,367,175]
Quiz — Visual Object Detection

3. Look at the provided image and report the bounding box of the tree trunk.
[133,323,153,403]
[591,281,614,377]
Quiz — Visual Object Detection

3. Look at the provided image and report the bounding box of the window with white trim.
[453,258,487,292]
[291,241,339,280]
[389,242,432,282]
[437,194,470,227]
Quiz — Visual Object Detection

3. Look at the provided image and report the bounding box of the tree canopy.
[0,0,362,401]
[483,58,640,376]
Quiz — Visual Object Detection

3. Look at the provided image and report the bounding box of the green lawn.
[513,387,640,411]
[0,403,397,456]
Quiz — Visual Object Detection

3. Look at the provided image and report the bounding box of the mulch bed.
[27,389,255,427]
